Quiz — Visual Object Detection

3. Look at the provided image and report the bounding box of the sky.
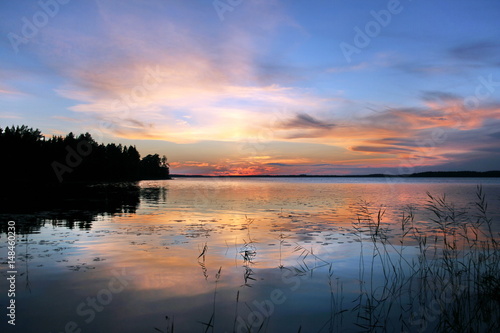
[1,0,500,175]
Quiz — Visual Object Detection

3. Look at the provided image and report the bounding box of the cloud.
[420,91,462,103]
[449,41,500,64]
[281,113,335,130]
[0,88,19,95]
[392,59,463,76]
[270,100,500,172]
[349,146,413,154]
[276,113,337,139]
[0,113,22,119]
[4,0,500,175]
[25,0,329,144]
[488,131,500,139]
[170,159,280,176]
[369,138,423,147]
[0,83,24,96]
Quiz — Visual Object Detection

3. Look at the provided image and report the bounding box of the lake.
[1,177,500,332]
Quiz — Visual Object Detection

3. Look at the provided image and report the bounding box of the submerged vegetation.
[0,125,169,184]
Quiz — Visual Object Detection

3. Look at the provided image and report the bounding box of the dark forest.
[1,125,170,184]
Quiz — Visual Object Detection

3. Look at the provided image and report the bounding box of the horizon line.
[169,170,500,178]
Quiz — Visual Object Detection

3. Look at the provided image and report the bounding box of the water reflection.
[0,178,499,332]
[0,183,142,233]
[140,184,168,205]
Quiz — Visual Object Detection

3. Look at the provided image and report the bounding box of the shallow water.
[1,177,499,332]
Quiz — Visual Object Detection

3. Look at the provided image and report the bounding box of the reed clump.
[350,185,500,332]
[156,186,499,332]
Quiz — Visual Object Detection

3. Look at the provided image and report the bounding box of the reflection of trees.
[140,186,168,204]
[0,183,140,234]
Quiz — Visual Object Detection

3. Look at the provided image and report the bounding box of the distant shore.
[170,171,500,178]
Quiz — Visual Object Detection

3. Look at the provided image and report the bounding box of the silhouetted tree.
[1,125,170,184]
[139,154,170,179]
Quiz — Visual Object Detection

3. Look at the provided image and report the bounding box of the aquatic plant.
[155,186,499,332]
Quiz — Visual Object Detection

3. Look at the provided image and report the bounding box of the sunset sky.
[1,0,499,175]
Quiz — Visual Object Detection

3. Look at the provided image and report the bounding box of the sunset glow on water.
[1,178,499,332]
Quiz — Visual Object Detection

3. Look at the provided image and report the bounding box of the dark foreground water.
[1,177,499,332]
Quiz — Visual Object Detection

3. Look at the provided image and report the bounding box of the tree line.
[1,125,170,183]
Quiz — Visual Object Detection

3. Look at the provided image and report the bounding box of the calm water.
[1,178,500,332]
